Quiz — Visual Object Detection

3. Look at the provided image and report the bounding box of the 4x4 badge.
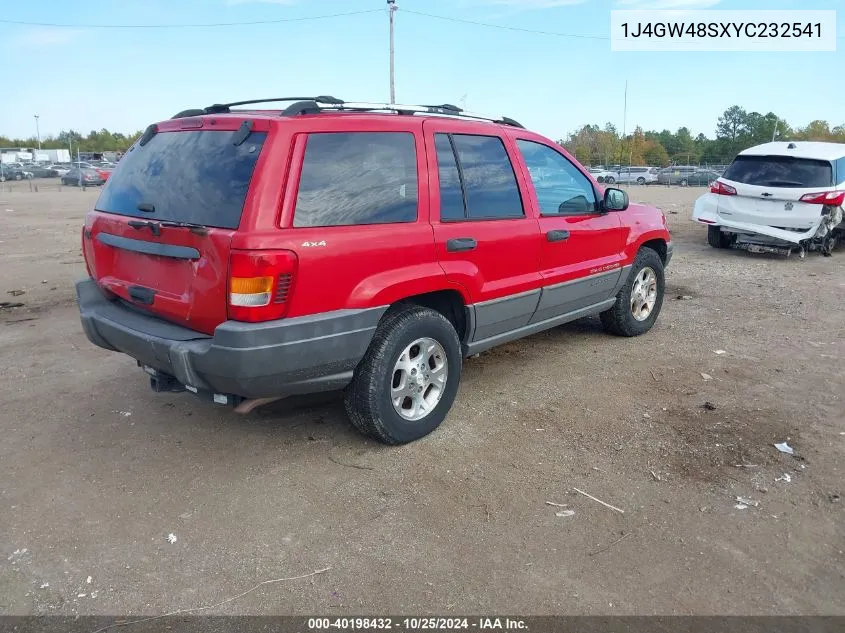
[301,241,327,247]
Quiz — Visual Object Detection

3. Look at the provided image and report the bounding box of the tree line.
[0,129,143,153]
[1,105,843,165]
[561,105,845,168]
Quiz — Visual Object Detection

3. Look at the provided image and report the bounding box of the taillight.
[710,180,736,196]
[81,227,95,279]
[228,249,297,322]
[799,191,845,206]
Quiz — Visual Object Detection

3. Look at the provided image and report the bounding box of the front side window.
[294,132,418,227]
[516,139,597,215]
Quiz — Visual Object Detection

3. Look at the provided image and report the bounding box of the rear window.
[293,132,418,228]
[95,130,266,229]
[723,155,833,188]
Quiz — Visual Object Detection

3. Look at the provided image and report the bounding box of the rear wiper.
[137,202,155,213]
[160,220,209,236]
[764,180,803,187]
[128,220,161,237]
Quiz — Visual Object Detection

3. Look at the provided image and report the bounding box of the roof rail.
[172,96,344,118]
[171,96,524,128]
[282,99,524,128]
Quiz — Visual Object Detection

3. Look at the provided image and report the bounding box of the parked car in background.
[693,141,845,256]
[616,166,659,185]
[28,165,59,178]
[587,166,620,184]
[71,161,95,170]
[0,165,33,181]
[683,169,721,187]
[62,167,105,186]
[50,164,71,177]
[657,165,698,185]
[92,165,113,181]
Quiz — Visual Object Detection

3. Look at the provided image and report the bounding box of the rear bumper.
[76,279,385,400]
[692,194,823,245]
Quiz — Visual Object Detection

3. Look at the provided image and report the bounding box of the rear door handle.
[546,230,570,242]
[446,238,477,252]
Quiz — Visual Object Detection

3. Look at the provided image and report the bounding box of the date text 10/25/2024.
[308,618,528,630]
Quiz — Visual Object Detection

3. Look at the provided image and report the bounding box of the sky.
[0,0,842,142]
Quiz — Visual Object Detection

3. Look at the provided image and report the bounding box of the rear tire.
[605,176,616,184]
[600,248,665,337]
[636,177,646,185]
[707,225,732,248]
[344,306,462,445]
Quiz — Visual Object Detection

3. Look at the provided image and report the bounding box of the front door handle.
[546,230,570,242]
[446,237,477,252]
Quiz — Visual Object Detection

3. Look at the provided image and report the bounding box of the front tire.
[344,306,462,445]
[636,177,646,185]
[605,176,616,184]
[600,248,665,337]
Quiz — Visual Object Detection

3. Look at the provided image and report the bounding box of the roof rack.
[171,96,343,118]
[172,96,524,128]
[281,99,524,128]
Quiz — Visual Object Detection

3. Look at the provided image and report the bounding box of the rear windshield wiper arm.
[764,180,804,187]
[128,220,161,237]
[137,202,155,213]
[160,221,209,236]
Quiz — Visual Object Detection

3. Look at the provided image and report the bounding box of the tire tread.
[600,247,665,337]
[344,305,460,445]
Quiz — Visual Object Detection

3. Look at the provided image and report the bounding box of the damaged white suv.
[693,142,845,256]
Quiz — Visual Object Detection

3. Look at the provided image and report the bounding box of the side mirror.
[603,187,629,211]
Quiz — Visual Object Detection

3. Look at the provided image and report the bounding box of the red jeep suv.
[77,97,672,444]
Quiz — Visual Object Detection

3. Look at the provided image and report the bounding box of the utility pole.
[388,0,397,104]
[772,118,779,142]
[34,115,41,150]
[619,80,628,169]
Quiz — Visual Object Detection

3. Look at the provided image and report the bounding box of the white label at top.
[610,10,837,52]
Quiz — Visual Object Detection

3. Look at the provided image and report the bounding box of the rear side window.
[435,133,524,220]
[435,135,465,221]
[722,155,833,188]
[294,132,418,227]
[96,130,266,229]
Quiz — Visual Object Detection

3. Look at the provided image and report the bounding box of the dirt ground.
[1,179,843,616]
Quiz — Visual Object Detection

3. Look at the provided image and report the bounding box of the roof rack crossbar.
[282,100,523,128]
[199,95,343,115]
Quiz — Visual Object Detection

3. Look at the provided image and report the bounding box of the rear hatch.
[82,119,268,334]
[717,154,834,230]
